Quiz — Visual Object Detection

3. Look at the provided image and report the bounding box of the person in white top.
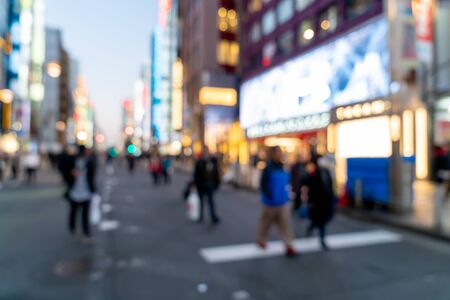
[23,151,40,184]
[65,146,97,242]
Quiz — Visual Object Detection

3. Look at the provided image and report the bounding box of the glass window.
[218,7,238,33]
[217,40,239,66]
[217,40,230,65]
[296,0,314,11]
[262,41,276,66]
[228,42,240,66]
[298,19,315,46]
[262,9,276,35]
[277,0,294,24]
[319,5,339,37]
[277,30,294,56]
[346,0,375,19]
[250,22,262,43]
[248,0,263,13]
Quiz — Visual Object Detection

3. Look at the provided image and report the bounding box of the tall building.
[179,0,240,157]
[0,0,10,134]
[40,28,63,152]
[239,0,436,211]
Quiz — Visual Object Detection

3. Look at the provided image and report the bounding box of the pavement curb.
[340,208,450,243]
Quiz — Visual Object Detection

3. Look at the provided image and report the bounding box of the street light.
[47,61,62,78]
[0,89,14,104]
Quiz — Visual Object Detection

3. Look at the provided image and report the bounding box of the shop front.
[239,16,391,189]
[330,99,395,206]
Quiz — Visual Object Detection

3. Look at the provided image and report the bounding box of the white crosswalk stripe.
[200,230,403,264]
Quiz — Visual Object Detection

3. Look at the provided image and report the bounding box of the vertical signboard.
[412,0,434,65]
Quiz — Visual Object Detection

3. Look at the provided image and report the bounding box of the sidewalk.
[343,181,450,240]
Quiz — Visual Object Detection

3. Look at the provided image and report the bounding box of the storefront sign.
[199,87,237,106]
[334,100,392,122]
[246,113,330,139]
[240,17,390,133]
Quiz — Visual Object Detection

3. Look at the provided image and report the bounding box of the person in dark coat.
[301,157,335,250]
[290,153,307,211]
[65,146,97,242]
[194,148,221,224]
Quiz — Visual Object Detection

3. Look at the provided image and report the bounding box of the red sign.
[412,0,434,42]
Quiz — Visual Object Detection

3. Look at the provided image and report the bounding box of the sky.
[45,0,158,145]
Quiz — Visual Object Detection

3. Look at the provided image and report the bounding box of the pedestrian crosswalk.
[200,230,403,264]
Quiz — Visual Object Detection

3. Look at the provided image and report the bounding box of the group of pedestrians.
[0,151,38,188]
[184,145,335,249]
[148,154,172,186]
[257,146,335,257]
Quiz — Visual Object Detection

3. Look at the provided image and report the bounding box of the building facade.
[239,0,436,212]
[180,0,240,158]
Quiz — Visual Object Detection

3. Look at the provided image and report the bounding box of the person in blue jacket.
[257,146,296,257]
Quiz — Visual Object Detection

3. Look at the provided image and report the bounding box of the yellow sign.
[199,87,237,106]
[172,59,183,131]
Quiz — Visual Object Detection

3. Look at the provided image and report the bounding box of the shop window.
[248,0,263,13]
[346,0,375,19]
[277,0,294,24]
[250,22,262,43]
[262,41,276,66]
[228,42,240,66]
[217,40,239,66]
[298,19,315,46]
[277,30,294,56]
[296,0,314,11]
[319,5,339,37]
[262,9,276,35]
[218,7,238,33]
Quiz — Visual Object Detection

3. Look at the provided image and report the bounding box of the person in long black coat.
[301,158,335,250]
[194,149,221,224]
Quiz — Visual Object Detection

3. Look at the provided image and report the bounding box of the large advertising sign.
[240,18,390,136]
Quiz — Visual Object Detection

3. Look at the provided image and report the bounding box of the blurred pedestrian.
[23,150,40,185]
[66,145,97,243]
[290,152,307,211]
[10,153,20,182]
[0,152,6,189]
[257,146,296,257]
[126,154,135,174]
[301,156,335,250]
[149,153,163,186]
[162,156,172,184]
[194,148,221,224]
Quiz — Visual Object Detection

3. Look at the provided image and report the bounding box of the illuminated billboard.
[240,17,390,133]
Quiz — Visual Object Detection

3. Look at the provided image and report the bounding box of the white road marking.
[101,204,113,213]
[98,220,120,231]
[200,230,402,264]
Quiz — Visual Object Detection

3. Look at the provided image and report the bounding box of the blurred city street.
[1,164,450,300]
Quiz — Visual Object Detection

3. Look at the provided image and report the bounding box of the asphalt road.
[1,162,450,300]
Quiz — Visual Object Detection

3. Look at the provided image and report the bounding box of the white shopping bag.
[186,190,200,221]
[90,194,102,225]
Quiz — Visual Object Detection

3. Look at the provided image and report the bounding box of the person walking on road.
[290,152,308,212]
[162,156,172,185]
[194,148,221,224]
[257,146,297,257]
[0,152,6,189]
[23,150,40,185]
[301,156,335,250]
[65,146,97,243]
[149,153,163,186]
